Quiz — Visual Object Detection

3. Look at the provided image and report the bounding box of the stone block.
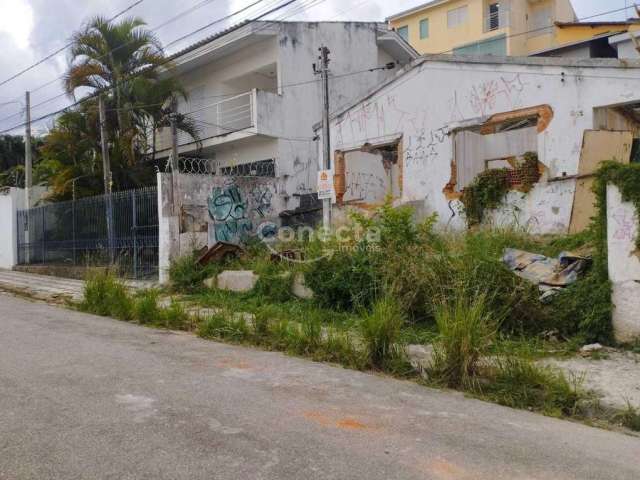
[292,273,314,299]
[217,270,259,293]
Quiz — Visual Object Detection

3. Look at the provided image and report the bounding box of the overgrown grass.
[168,254,218,293]
[427,295,496,389]
[481,357,585,417]
[133,289,161,324]
[82,271,133,320]
[612,402,640,432]
[359,297,406,369]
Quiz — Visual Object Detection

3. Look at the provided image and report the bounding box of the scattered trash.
[197,242,245,266]
[270,249,305,263]
[502,248,591,301]
[580,343,604,356]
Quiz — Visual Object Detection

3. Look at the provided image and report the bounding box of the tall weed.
[359,297,406,368]
[428,295,496,389]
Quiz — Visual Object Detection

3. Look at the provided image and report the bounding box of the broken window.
[334,142,402,206]
[451,107,551,194]
[594,102,640,164]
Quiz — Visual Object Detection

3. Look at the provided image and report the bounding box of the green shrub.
[482,357,585,417]
[162,300,189,330]
[304,247,380,311]
[359,297,406,368]
[169,255,216,293]
[549,272,612,344]
[253,272,293,303]
[133,290,161,324]
[82,271,133,320]
[428,295,496,389]
[318,328,364,369]
[461,169,510,226]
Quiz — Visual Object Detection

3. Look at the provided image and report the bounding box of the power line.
[0,0,307,134]
[0,0,275,127]
[0,0,146,90]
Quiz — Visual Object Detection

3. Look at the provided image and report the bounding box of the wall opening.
[334,140,402,207]
[445,105,552,198]
[594,102,640,164]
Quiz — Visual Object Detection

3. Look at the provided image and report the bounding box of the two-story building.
[387,0,578,56]
[155,20,416,204]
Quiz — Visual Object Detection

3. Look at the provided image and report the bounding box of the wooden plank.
[569,130,633,234]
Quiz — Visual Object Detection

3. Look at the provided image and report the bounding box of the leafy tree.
[37,15,200,199]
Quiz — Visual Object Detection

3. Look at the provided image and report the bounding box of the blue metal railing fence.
[16,187,158,279]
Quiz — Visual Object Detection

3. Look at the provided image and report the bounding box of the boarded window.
[455,122,538,190]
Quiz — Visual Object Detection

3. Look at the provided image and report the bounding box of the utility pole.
[98,94,115,264]
[98,95,111,195]
[170,97,180,215]
[315,46,332,230]
[24,91,32,210]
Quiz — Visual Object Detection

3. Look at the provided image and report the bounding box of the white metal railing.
[157,91,255,151]
[483,9,510,32]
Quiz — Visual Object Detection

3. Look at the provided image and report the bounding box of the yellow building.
[387,0,580,56]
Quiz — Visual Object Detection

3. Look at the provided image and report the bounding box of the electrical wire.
[0,0,306,134]
[432,4,637,55]
[0,0,147,90]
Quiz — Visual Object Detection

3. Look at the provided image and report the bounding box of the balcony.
[483,8,510,33]
[155,89,282,154]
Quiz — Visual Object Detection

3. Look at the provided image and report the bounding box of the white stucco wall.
[0,188,25,269]
[327,56,640,233]
[164,22,412,215]
[607,184,640,343]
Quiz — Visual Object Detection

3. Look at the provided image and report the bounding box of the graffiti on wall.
[468,74,527,116]
[207,179,277,245]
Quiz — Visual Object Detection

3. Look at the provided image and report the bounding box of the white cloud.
[0,0,34,49]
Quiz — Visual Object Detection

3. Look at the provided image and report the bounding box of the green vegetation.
[613,402,640,432]
[80,193,632,428]
[358,297,406,369]
[82,271,132,319]
[461,169,510,226]
[482,357,585,417]
[428,295,496,389]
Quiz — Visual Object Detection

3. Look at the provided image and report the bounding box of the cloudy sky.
[0,0,633,134]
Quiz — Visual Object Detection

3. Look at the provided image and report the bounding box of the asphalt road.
[1,293,639,480]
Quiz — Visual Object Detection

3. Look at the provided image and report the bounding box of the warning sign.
[317,169,335,200]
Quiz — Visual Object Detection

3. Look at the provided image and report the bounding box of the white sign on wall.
[317,170,335,200]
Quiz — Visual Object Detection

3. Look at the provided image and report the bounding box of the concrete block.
[292,273,314,299]
[217,270,259,293]
[203,276,216,289]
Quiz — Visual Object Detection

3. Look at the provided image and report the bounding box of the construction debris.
[502,248,591,301]
[197,242,245,266]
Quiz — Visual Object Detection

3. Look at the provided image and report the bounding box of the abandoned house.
[320,54,640,234]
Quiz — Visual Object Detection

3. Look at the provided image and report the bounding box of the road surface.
[0,293,638,480]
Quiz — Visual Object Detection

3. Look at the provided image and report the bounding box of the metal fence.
[16,187,159,279]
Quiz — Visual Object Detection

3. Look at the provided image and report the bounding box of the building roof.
[316,54,640,129]
[555,20,640,28]
[166,20,417,68]
[529,31,622,56]
[386,0,449,22]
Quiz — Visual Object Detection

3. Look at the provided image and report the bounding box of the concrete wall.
[0,188,25,269]
[607,184,640,343]
[327,56,640,234]
[157,173,284,284]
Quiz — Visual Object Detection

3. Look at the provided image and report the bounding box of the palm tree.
[63,15,200,172]
[64,16,164,133]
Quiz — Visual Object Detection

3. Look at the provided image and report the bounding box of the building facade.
[154,21,416,207]
[320,55,640,235]
[387,0,578,56]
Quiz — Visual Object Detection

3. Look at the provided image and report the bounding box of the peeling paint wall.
[157,173,284,284]
[327,58,640,233]
[607,184,640,343]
